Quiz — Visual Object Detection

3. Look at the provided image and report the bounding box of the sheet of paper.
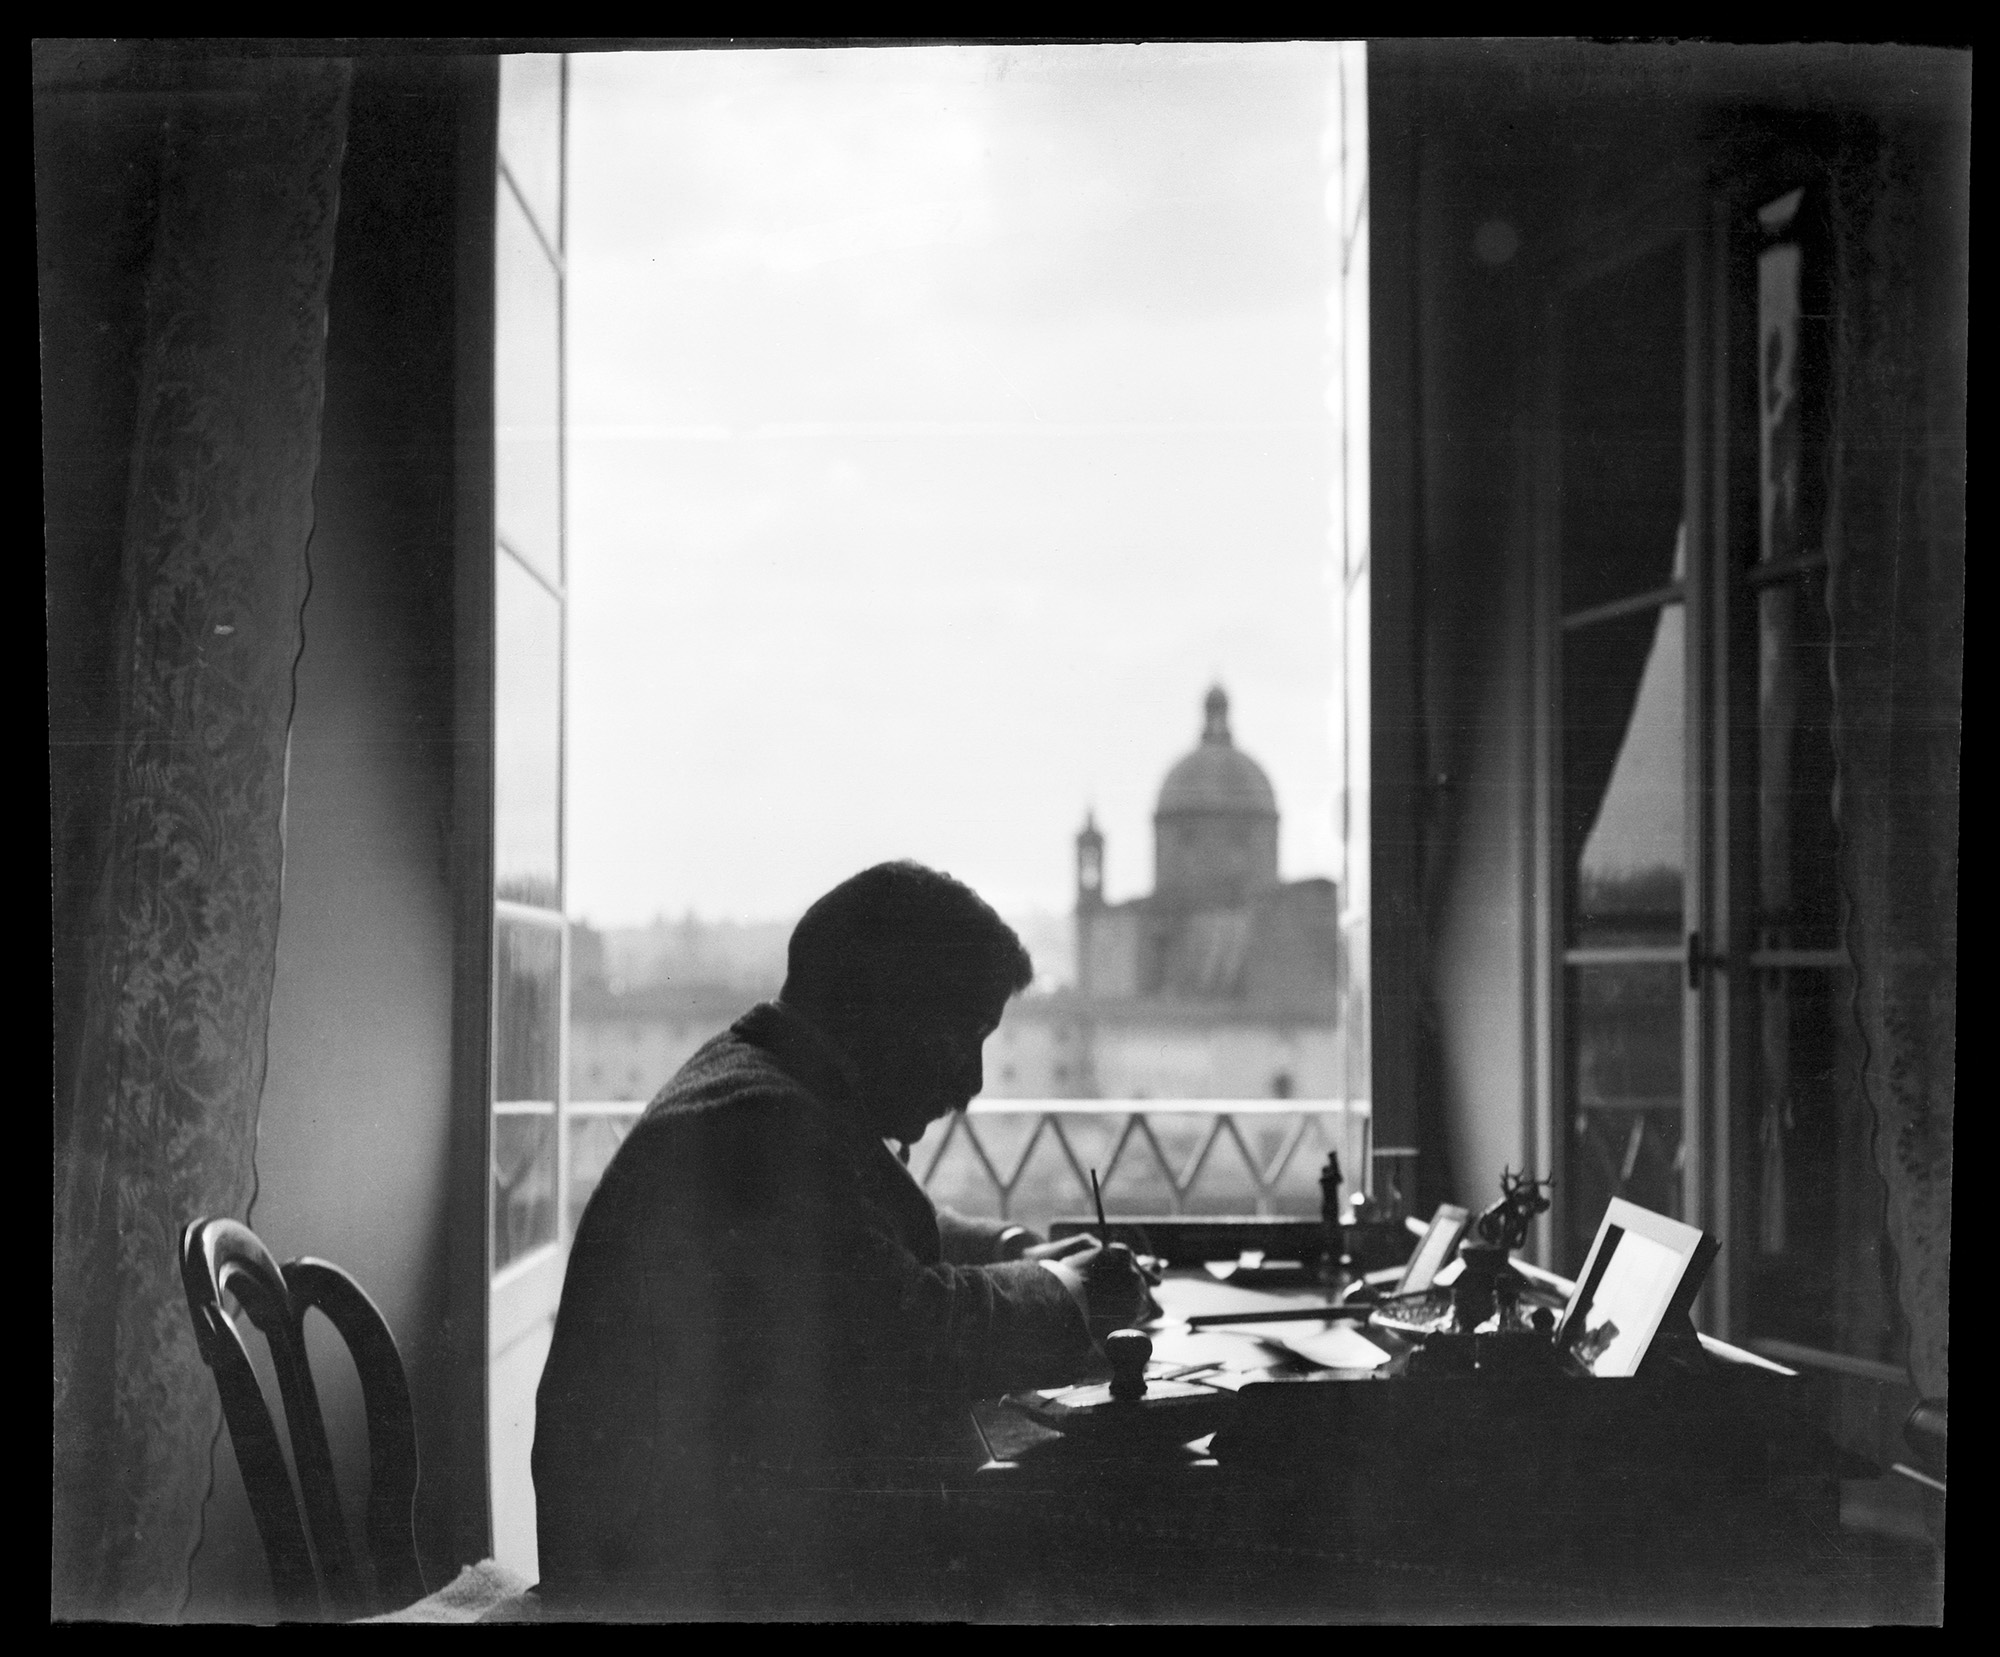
[1260,1322,1392,1370]
[1143,1325,1278,1373]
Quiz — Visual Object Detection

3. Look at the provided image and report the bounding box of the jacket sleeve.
[679,1096,1098,1404]
[935,1209,1013,1264]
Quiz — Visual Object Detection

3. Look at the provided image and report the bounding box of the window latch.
[1686,931,1725,990]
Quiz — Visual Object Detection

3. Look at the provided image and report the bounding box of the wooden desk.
[939,1272,1936,1623]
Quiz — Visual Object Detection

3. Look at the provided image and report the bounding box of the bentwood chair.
[179,1218,426,1620]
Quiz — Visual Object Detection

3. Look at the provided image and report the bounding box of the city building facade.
[985,686,1343,1100]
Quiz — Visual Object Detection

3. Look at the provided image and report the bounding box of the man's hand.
[1082,1241,1156,1340]
[995,1227,1095,1263]
[1020,1233,1094,1264]
[1039,1238,1157,1342]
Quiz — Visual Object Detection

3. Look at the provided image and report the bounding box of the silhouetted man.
[534,862,1149,1618]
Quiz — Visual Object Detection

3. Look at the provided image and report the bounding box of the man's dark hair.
[782,861,1033,1031]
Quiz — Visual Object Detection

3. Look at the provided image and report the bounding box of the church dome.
[1156,686,1277,819]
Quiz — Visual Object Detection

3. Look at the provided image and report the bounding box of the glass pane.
[1758,238,1805,567]
[493,1110,557,1270]
[1341,563,1370,1111]
[1755,569,1839,950]
[500,54,563,252]
[1567,598,1684,945]
[1755,190,1828,573]
[496,913,562,1102]
[1558,240,1686,617]
[497,185,562,585]
[496,553,562,908]
[1566,962,1682,1268]
[568,1111,637,1225]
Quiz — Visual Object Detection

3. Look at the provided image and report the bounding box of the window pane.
[493,1110,557,1270]
[500,54,563,253]
[568,1111,636,1225]
[1756,570,1839,950]
[496,912,562,1102]
[1567,599,1684,946]
[497,185,562,585]
[1755,192,1828,574]
[496,553,562,908]
[1758,238,1805,567]
[1566,962,1682,1268]
[1558,240,1686,617]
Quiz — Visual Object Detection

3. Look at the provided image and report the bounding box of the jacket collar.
[732,1000,878,1136]
[732,1002,942,1251]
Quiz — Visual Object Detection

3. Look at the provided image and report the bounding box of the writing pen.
[1085,1169,1161,1287]
[1183,1305,1374,1328]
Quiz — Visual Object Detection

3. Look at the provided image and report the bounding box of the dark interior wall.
[1407,54,1544,1216]
[1371,44,1571,1215]
[180,57,482,1619]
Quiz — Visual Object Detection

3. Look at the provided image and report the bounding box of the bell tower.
[1074,812,1105,998]
[1075,811,1105,910]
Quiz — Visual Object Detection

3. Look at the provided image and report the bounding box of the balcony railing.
[566,1098,1370,1236]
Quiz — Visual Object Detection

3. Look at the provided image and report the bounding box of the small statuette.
[1320,1152,1354,1290]
[1472,1167,1552,1253]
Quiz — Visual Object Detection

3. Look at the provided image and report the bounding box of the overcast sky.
[565,43,1354,927]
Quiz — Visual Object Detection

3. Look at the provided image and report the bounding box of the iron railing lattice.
[564,1098,1370,1230]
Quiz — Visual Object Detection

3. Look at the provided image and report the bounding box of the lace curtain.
[1824,116,1962,1404]
[51,57,352,1619]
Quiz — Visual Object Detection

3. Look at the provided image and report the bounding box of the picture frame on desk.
[1554,1198,1719,1378]
[1395,1203,1470,1295]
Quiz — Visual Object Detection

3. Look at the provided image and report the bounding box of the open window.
[553,45,1372,1252]
[483,42,1369,1580]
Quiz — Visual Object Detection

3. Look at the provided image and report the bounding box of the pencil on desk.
[1183,1305,1374,1328]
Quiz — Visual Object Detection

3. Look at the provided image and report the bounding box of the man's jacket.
[533,1000,1094,1614]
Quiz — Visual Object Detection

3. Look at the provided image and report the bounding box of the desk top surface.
[972,1271,1392,1467]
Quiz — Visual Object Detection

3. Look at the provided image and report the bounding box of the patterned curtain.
[51,58,352,1619]
[1824,117,1963,1404]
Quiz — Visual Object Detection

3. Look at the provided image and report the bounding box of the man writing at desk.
[535,861,1151,1618]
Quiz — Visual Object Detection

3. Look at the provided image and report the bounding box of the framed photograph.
[1554,1199,1719,1377]
[1396,1203,1470,1295]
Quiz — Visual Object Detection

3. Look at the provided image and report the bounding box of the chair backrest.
[179,1217,425,1620]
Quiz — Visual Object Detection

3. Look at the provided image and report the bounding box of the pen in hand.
[1087,1169,1161,1292]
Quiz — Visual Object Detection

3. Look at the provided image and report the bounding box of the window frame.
[1528,156,1879,1349]
[1528,206,1721,1302]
